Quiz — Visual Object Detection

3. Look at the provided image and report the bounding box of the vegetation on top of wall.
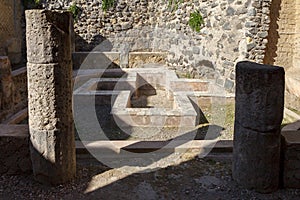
[102,0,116,11]
[68,3,81,21]
[24,0,42,9]
[189,10,204,32]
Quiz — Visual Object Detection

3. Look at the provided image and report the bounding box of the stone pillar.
[232,61,285,193]
[26,10,76,185]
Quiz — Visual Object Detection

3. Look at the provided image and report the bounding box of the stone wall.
[264,0,296,69]
[0,125,31,175]
[0,0,24,65]
[40,0,272,92]
[294,2,300,70]
[12,67,28,109]
[0,57,27,123]
[264,0,300,99]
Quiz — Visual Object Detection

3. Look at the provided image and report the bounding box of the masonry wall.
[0,0,24,65]
[40,0,272,92]
[264,0,296,69]
[294,1,300,69]
[264,0,300,101]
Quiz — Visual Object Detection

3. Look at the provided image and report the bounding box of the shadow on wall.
[263,0,282,65]
[72,33,120,70]
[75,33,111,52]
[73,35,134,141]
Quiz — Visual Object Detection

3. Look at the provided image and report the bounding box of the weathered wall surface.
[0,0,24,65]
[41,0,272,92]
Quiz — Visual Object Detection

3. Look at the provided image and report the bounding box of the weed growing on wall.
[189,10,204,32]
[68,3,81,21]
[102,0,115,11]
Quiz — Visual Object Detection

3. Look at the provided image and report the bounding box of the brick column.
[232,61,285,193]
[26,10,75,185]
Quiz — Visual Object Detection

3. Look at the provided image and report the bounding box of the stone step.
[75,140,233,154]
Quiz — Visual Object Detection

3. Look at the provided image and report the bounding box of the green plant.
[102,0,115,11]
[68,3,81,21]
[189,10,204,32]
[168,0,183,11]
[185,72,192,79]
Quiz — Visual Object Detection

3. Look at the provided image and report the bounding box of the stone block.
[26,10,72,64]
[233,122,281,192]
[235,61,285,132]
[281,131,300,189]
[27,62,73,130]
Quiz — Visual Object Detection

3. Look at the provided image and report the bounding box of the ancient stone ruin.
[0,0,299,195]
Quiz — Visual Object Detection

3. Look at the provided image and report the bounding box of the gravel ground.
[1,150,299,200]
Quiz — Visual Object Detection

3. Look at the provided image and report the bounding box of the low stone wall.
[0,56,24,122]
[0,57,27,123]
[0,125,31,175]
[12,67,28,108]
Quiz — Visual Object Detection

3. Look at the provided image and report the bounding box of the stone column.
[26,10,76,185]
[232,61,285,193]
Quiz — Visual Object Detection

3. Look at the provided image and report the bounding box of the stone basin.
[73,67,212,140]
